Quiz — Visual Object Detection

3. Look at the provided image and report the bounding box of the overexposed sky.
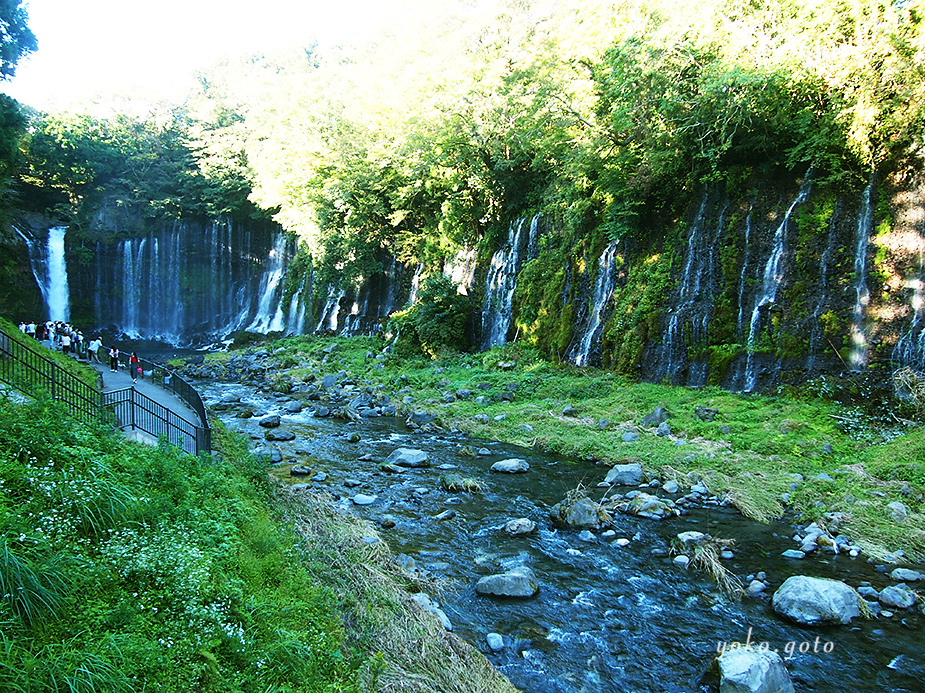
[2,0,399,110]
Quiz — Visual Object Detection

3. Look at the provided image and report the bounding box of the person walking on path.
[109,346,119,372]
[130,352,141,384]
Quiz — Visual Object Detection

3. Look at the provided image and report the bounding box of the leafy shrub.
[391,275,472,357]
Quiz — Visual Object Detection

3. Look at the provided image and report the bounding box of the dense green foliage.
[390,274,473,356]
[0,396,369,692]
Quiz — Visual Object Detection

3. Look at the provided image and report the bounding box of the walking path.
[87,357,203,447]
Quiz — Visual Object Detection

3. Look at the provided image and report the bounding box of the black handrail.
[108,350,211,454]
[0,326,210,455]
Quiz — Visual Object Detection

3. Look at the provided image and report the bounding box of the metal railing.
[0,327,105,426]
[103,387,205,456]
[108,351,212,454]
[0,325,210,455]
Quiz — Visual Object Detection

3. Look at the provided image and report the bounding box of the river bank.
[176,334,924,564]
[187,348,925,693]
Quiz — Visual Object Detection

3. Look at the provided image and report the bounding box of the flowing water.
[16,225,71,322]
[198,381,924,693]
[849,182,873,370]
[570,242,620,367]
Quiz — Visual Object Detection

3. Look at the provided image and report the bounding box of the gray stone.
[265,429,296,441]
[258,414,281,428]
[473,414,490,423]
[503,518,537,536]
[673,555,690,568]
[891,568,925,582]
[550,496,610,529]
[562,404,578,417]
[486,633,505,652]
[491,458,530,473]
[605,462,643,486]
[578,530,596,542]
[887,501,909,521]
[352,494,378,506]
[384,447,430,468]
[455,388,472,400]
[781,549,806,559]
[676,531,709,545]
[879,585,915,609]
[771,575,860,625]
[322,373,337,389]
[475,566,540,598]
[718,648,795,693]
[695,406,718,422]
[746,580,767,597]
[656,421,671,437]
[662,480,680,494]
[641,406,669,426]
[621,431,640,442]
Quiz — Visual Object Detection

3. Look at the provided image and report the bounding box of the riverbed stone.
[486,633,505,651]
[491,458,530,473]
[718,648,795,693]
[605,462,643,486]
[265,428,296,441]
[503,518,537,536]
[891,568,925,582]
[475,566,540,598]
[258,414,281,428]
[385,447,430,468]
[771,575,860,625]
[625,492,677,520]
[879,584,916,609]
[352,494,378,506]
[550,496,610,529]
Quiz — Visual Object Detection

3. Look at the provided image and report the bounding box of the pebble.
[673,555,690,568]
[614,538,631,547]
[487,633,505,651]
[781,549,806,559]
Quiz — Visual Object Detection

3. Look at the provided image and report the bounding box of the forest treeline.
[2,0,924,299]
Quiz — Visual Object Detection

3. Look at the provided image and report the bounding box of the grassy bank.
[216,334,925,562]
[0,389,515,692]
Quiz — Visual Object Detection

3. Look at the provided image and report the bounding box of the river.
[197,380,924,693]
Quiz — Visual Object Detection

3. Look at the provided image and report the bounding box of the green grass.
[214,334,925,561]
[0,388,515,692]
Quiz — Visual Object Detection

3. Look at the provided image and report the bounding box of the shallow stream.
[200,381,923,693]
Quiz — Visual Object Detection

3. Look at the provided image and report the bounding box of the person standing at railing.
[130,352,141,384]
[109,346,119,372]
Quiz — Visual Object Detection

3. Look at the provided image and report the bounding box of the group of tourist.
[17,320,143,383]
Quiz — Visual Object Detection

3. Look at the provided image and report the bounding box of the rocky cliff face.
[12,166,925,391]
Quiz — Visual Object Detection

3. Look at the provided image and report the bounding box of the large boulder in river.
[718,648,794,693]
[475,566,540,598]
[258,414,281,428]
[491,458,530,474]
[771,575,860,625]
[384,448,430,468]
[549,496,611,529]
[605,462,643,486]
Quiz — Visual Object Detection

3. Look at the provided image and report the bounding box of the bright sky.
[1,0,398,110]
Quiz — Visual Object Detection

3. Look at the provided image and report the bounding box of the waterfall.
[316,288,346,332]
[408,264,425,304]
[570,241,619,366]
[662,192,710,378]
[122,239,139,335]
[895,247,925,370]
[479,214,543,348]
[15,226,71,322]
[247,233,289,333]
[848,181,873,370]
[46,227,71,323]
[743,175,813,392]
[736,208,753,338]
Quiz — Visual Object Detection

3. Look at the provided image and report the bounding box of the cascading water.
[15,225,71,322]
[444,247,478,296]
[742,175,813,392]
[848,181,873,370]
[569,241,619,366]
[46,226,71,323]
[735,208,753,338]
[481,215,541,348]
[248,233,290,333]
[895,248,925,370]
[316,288,346,332]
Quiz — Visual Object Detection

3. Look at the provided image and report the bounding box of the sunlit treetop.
[0,0,36,79]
